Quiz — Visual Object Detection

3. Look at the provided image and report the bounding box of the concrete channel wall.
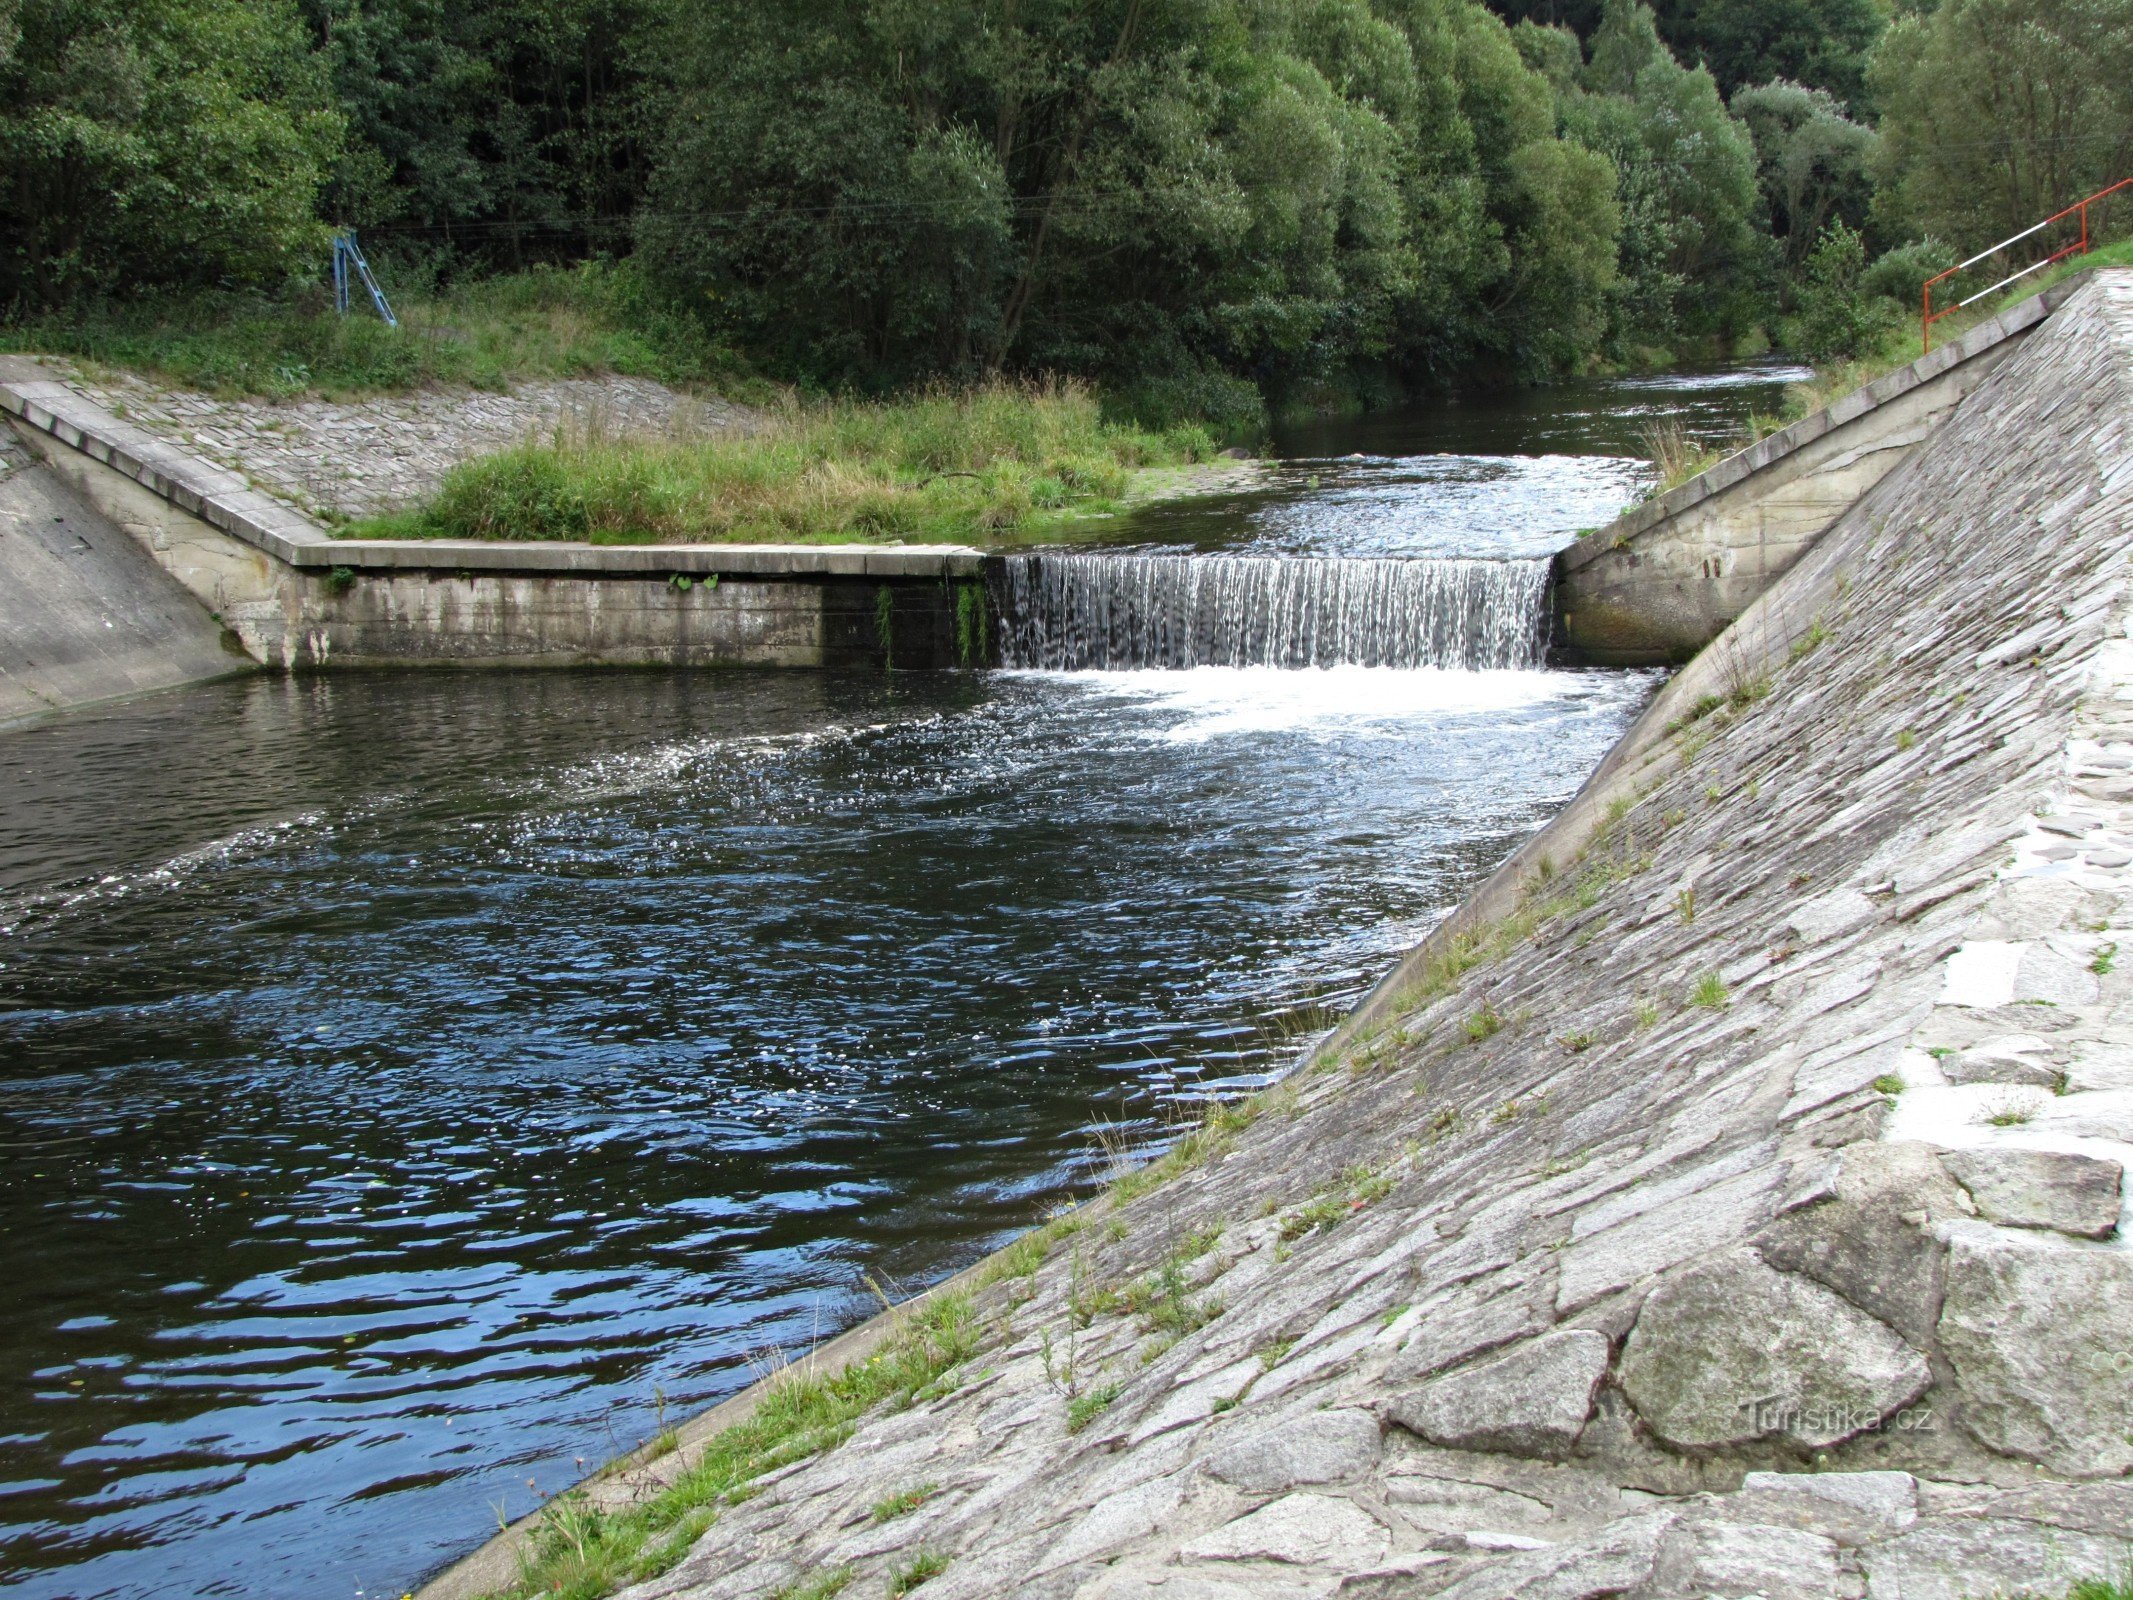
[1553,273,2093,666]
[0,431,251,726]
[0,363,988,673]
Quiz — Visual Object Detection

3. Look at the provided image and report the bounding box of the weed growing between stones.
[770,1568,853,1600]
[869,1484,937,1523]
[1463,1003,1504,1043]
[2092,941,2117,976]
[1560,1031,1595,1053]
[1896,728,1917,751]
[502,1292,981,1600]
[888,1550,951,1592]
[1675,887,1698,922]
[1634,999,1662,1028]
[1979,1091,2042,1127]
[1688,972,1730,1010]
[1279,1161,1396,1240]
[1064,1382,1122,1433]
[1873,1074,1905,1096]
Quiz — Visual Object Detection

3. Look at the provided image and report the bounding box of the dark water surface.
[0,364,1795,1599]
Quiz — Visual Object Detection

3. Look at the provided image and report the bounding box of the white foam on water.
[1014,664,1585,742]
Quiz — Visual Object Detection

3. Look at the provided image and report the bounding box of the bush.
[1790,221,1892,362]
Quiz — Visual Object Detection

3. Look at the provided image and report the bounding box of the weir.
[990,553,1552,672]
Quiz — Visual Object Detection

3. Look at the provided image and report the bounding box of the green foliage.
[1792,220,1891,362]
[0,0,343,304]
[1558,0,1763,345]
[1871,0,2133,248]
[1645,0,1882,111]
[3,260,753,399]
[1729,80,1876,267]
[636,0,1624,392]
[360,380,1203,545]
[307,0,651,259]
[502,1290,981,1599]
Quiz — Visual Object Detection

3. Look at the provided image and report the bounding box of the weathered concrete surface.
[1553,274,2091,666]
[420,270,2133,1600]
[0,425,249,724]
[0,362,988,670]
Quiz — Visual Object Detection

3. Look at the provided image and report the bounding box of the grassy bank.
[348,381,1217,546]
[0,263,762,403]
[1786,236,2133,419]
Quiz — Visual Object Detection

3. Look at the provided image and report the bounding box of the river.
[0,364,1802,1600]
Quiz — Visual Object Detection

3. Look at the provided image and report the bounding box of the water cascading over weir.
[989,553,1553,671]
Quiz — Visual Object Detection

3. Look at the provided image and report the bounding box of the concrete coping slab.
[1555,272,2091,577]
[0,368,987,580]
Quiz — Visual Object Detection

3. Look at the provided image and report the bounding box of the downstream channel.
[0,364,1800,1600]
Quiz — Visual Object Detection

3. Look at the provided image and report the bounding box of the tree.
[304,0,652,267]
[0,0,343,304]
[1560,0,1761,339]
[1644,0,1883,112]
[1870,0,2133,250]
[637,0,1623,394]
[1730,78,1876,266]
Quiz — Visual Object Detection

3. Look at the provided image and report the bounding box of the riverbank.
[431,271,2133,1600]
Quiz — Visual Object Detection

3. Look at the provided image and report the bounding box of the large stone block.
[1939,1226,2133,1475]
[1201,1408,1382,1492]
[1385,1330,1609,1460]
[1754,1142,1964,1347]
[1618,1250,1931,1450]
[1941,1148,2122,1238]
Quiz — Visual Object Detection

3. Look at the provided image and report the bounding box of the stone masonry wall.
[501,274,2133,1600]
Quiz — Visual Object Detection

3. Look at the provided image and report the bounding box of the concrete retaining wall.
[0,361,988,672]
[1553,273,2093,665]
[0,433,250,726]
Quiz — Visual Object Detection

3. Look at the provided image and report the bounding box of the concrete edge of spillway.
[418,273,2133,1600]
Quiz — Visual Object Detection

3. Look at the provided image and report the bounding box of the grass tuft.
[349,378,1208,547]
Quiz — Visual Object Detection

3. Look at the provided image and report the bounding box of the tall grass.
[352,379,1216,545]
[0,261,759,401]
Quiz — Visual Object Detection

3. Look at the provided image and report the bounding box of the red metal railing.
[1922,177,2132,352]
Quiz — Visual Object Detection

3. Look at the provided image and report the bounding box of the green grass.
[1688,972,1730,1011]
[1064,1382,1122,1433]
[497,1290,980,1600]
[1,261,762,403]
[869,1483,937,1524]
[347,378,1213,545]
[771,1571,853,1600]
[888,1551,952,1593]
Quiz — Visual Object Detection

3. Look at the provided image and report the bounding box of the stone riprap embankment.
[25,358,751,521]
[433,273,2133,1600]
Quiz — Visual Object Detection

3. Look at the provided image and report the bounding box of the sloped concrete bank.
[424,271,2133,1600]
[0,424,250,725]
[1553,273,2091,666]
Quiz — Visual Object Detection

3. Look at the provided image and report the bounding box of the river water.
[0,365,1800,1600]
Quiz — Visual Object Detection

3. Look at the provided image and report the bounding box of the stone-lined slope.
[460,272,2133,1600]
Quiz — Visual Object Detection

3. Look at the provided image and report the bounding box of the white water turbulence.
[992,553,1552,671]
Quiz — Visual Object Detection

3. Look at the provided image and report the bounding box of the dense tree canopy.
[0,0,343,301]
[1870,0,2133,246]
[0,0,2121,403]
[635,0,1623,396]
